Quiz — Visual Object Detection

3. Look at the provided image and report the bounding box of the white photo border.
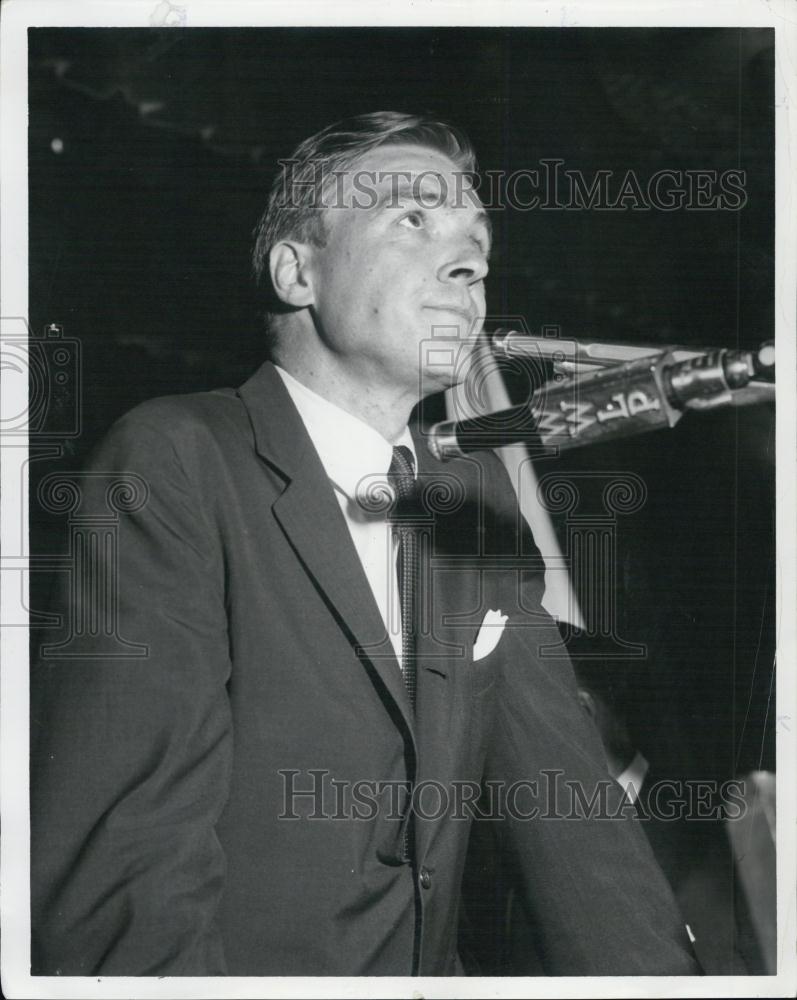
[2,1,795,997]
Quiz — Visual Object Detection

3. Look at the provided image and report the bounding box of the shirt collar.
[274,364,416,502]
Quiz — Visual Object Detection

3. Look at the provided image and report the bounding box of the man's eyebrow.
[372,178,493,248]
[372,178,434,210]
[372,176,482,210]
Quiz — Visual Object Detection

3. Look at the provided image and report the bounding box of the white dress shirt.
[275,365,417,667]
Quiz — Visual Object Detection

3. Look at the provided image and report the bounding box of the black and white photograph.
[1,1,795,997]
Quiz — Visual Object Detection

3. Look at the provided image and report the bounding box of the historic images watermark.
[275,160,748,213]
[2,317,83,631]
[278,768,749,823]
[10,308,649,662]
[2,316,151,654]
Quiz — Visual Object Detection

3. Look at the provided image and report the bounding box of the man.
[31,112,699,977]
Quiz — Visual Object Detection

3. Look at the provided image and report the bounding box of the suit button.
[419,867,432,890]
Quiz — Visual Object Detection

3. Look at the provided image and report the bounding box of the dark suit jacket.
[635,771,750,974]
[30,361,699,976]
[497,766,751,976]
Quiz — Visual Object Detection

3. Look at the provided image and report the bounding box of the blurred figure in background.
[545,632,765,975]
[461,630,770,975]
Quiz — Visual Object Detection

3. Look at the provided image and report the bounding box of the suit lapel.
[238,362,416,737]
[412,426,481,676]
[411,430,487,860]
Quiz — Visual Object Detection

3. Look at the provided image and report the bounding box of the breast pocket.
[469,614,506,696]
[464,653,498,778]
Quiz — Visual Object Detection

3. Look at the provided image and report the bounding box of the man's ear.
[577,688,597,720]
[268,240,316,308]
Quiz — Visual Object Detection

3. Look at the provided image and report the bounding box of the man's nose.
[436,244,489,286]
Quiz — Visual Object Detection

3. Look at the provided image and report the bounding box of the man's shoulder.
[92,382,262,477]
[445,447,519,514]
[114,385,247,440]
[412,434,529,546]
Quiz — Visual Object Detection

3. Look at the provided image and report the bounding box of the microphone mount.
[427,330,775,461]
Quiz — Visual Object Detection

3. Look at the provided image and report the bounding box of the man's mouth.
[424,304,475,324]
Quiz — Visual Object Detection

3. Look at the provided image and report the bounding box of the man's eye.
[399,211,424,230]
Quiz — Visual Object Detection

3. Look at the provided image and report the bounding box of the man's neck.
[271,349,417,444]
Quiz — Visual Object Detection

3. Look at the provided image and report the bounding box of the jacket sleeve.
[478,452,701,976]
[30,405,233,975]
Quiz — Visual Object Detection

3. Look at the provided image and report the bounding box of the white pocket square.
[473,609,508,661]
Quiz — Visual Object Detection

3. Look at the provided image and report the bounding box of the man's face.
[307,143,490,398]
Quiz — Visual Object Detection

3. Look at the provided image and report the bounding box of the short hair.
[251,111,478,304]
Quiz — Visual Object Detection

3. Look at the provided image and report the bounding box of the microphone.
[427,334,774,461]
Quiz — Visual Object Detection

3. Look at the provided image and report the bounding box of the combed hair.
[251,111,478,307]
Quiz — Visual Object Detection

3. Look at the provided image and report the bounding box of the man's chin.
[417,333,481,395]
[417,370,459,400]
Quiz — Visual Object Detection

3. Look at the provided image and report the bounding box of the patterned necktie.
[388,445,418,712]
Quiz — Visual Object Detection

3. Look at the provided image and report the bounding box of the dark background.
[28,27,775,781]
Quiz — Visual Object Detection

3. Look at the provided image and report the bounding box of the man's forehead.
[350,142,459,169]
[339,142,483,208]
